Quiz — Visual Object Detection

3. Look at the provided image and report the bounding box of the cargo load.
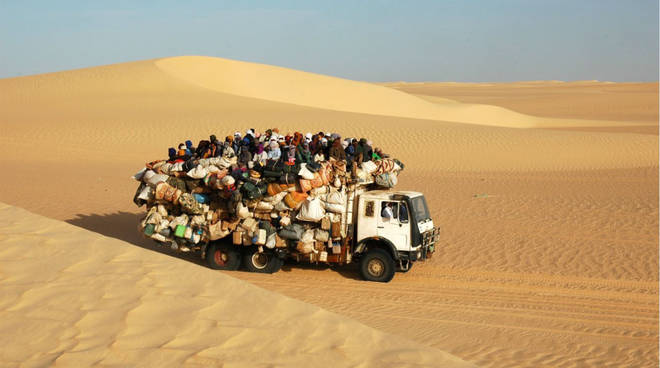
[133,130,438,282]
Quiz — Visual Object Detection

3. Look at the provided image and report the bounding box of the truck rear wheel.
[359,248,395,282]
[206,243,241,271]
[243,247,281,274]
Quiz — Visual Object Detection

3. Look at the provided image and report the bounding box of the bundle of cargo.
[133,129,437,282]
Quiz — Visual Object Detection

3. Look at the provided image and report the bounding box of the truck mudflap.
[421,227,440,259]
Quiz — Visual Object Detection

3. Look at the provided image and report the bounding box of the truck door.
[376,200,411,251]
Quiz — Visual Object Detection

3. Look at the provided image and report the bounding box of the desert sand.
[0,56,657,367]
[0,202,472,367]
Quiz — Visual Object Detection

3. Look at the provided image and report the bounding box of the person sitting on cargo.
[185,140,195,156]
[267,141,281,162]
[364,140,374,162]
[222,141,235,158]
[252,143,268,167]
[381,202,394,222]
[329,139,346,161]
[167,147,177,162]
[232,132,241,154]
[296,141,313,165]
[237,139,252,167]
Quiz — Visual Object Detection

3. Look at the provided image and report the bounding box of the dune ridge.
[0,202,474,367]
[155,56,639,129]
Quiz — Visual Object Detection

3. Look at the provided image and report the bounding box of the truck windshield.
[410,196,430,222]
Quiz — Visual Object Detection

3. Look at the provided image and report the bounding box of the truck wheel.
[243,247,281,274]
[206,243,241,271]
[359,249,395,282]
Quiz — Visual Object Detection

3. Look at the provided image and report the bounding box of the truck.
[134,140,439,282]
[201,187,439,283]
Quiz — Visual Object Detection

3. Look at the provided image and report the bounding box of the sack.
[314,228,330,242]
[319,251,328,262]
[280,173,297,185]
[332,244,341,254]
[373,158,397,175]
[321,216,331,230]
[323,201,345,213]
[265,233,277,249]
[255,229,267,245]
[279,215,291,227]
[301,229,315,243]
[241,181,262,200]
[236,201,250,219]
[310,172,324,188]
[275,235,287,248]
[256,201,274,211]
[299,179,313,193]
[296,241,314,254]
[310,186,330,196]
[259,220,276,236]
[267,183,283,196]
[137,185,153,201]
[146,171,170,188]
[279,223,304,240]
[208,221,228,240]
[375,172,398,188]
[284,192,307,210]
[298,164,315,180]
[133,168,147,181]
[222,217,240,231]
[331,220,341,238]
[296,197,325,222]
[187,166,208,179]
[217,156,234,169]
[325,189,346,205]
[240,217,259,235]
[361,160,378,174]
[179,193,203,214]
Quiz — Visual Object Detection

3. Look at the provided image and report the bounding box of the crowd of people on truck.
[166,129,389,177]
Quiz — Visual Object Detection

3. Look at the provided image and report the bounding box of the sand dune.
[0,56,657,367]
[0,202,473,367]
[156,56,646,129]
[385,81,659,129]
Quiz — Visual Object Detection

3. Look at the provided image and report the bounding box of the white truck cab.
[353,190,439,282]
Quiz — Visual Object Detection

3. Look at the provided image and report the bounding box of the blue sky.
[0,0,657,81]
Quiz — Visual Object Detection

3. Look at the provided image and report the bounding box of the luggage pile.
[132,129,404,258]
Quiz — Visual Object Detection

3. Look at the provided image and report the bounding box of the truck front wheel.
[359,249,395,282]
[243,247,282,274]
[206,243,241,271]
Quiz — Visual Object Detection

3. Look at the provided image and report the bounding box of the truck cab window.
[381,201,398,222]
[399,202,409,223]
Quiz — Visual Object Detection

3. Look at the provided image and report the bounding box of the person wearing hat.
[252,143,268,167]
[267,141,281,162]
[185,140,195,156]
[329,139,346,161]
[237,139,252,167]
[222,141,235,159]
[296,141,312,165]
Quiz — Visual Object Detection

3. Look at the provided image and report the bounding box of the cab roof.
[360,190,423,200]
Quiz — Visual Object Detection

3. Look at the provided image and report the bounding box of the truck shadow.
[65,211,363,280]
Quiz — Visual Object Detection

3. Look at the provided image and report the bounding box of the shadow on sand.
[66,211,362,280]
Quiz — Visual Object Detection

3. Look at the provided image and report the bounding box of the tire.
[243,247,281,274]
[206,243,241,270]
[359,248,396,282]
